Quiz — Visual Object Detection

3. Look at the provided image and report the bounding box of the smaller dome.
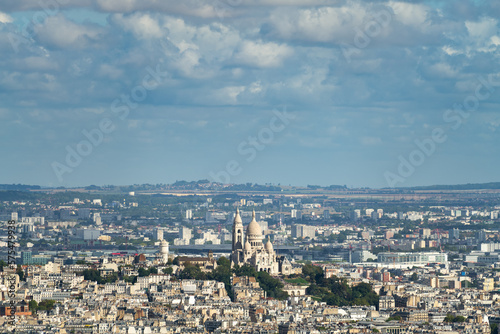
[265,240,273,252]
[245,240,252,250]
[159,240,169,255]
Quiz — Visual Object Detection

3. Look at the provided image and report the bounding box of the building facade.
[231,209,291,275]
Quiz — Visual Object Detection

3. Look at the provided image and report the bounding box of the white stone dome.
[246,211,262,236]
[265,240,273,252]
[160,239,169,254]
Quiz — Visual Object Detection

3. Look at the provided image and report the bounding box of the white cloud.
[215,86,246,104]
[98,64,123,79]
[112,13,163,39]
[0,12,13,23]
[465,17,500,52]
[428,62,458,78]
[388,1,429,28]
[442,45,461,56]
[269,5,367,43]
[34,15,102,49]
[234,40,292,68]
[466,17,498,40]
[12,57,58,72]
[95,0,226,18]
[442,17,500,57]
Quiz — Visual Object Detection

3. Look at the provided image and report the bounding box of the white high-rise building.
[11,212,18,221]
[93,213,102,226]
[180,227,192,242]
[292,224,315,239]
[352,210,361,221]
[449,228,460,240]
[185,210,193,219]
[258,220,268,232]
[153,228,164,241]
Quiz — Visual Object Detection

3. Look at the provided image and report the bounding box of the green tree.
[444,314,466,323]
[179,263,205,280]
[104,272,119,283]
[306,275,378,307]
[410,272,418,281]
[81,269,102,282]
[234,264,257,277]
[124,276,137,284]
[217,256,230,268]
[37,300,56,312]
[256,271,288,300]
[29,300,38,313]
[212,256,233,298]
[302,263,324,284]
[16,266,25,281]
[138,268,150,277]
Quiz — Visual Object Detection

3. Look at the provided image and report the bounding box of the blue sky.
[0,0,499,188]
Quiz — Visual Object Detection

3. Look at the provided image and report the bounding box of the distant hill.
[0,190,39,201]
[402,182,500,191]
[0,184,41,191]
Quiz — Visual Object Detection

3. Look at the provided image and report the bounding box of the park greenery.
[302,263,379,307]
[29,300,56,313]
[444,314,466,323]
[79,266,162,285]
[81,269,119,284]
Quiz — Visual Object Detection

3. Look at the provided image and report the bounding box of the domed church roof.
[265,239,273,252]
[246,211,262,236]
